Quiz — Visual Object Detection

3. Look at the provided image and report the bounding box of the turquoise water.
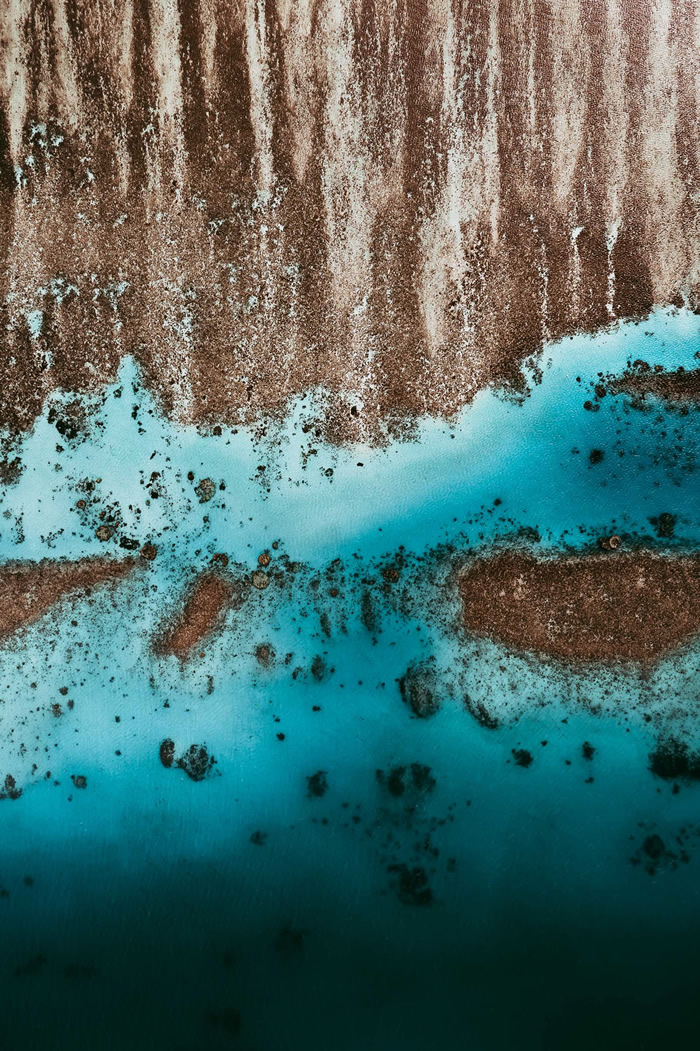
[0,308,698,1049]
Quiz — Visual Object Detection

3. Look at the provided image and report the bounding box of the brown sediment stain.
[0,556,138,640]
[608,365,700,404]
[0,1,697,440]
[155,570,245,658]
[459,550,700,664]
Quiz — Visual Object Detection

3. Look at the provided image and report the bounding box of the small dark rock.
[176,744,215,782]
[306,770,328,798]
[399,662,440,719]
[159,739,175,769]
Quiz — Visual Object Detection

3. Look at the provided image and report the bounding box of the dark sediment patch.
[629,822,700,876]
[0,557,138,641]
[274,926,307,960]
[387,864,434,907]
[459,550,700,664]
[206,1008,243,1041]
[650,513,677,539]
[154,572,245,659]
[464,694,500,730]
[13,954,48,979]
[376,763,436,799]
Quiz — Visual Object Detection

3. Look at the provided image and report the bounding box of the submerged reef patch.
[159,740,216,782]
[398,661,441,719]
[154,571,246,659]
[0,557,138,642]
[459,550,700,664]
[608,365,700,407]
[649,738,700,783]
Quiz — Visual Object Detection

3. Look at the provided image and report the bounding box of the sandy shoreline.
[0,0,697,440]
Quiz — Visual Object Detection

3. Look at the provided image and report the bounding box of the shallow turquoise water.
[0,309,698,1049]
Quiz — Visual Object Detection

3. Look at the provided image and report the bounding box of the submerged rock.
[177,744,215,782]
[1,774,22,801]
[649,738,700,782]
[306,771,329,798]
[159,740,216,782]
[195,477,217,503]
[159,739,175,768]
[399,661,440,719]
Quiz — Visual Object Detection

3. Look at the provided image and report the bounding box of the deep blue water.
[0,308,698,1049]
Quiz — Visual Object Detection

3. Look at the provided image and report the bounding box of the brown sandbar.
[459,550,700,664]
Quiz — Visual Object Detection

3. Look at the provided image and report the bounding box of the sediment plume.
[0,557,138,639]
[459,550,700,664]
[0,0,697,439]
[155,571,244,658]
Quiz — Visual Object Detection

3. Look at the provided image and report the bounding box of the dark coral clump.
[177,744,215,782]
[159,740,215,781]
[649,738,700,782]
[306,770,329,798]
[399,662,440,719]
[159,739,175,768]
[387,864,434,906]
[376,762,436,799]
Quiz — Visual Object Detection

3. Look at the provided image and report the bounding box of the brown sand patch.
[0,557,137,640]
[0,2,697,440]
[459,550,700,664]
[155,572,244,659]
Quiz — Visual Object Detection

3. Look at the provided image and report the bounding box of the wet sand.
[155,572,244,658]
[459,550,700,664]
[0,557,137,640]
[0,1,697,440]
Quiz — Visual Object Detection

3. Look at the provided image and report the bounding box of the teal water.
[0,309,698,1049]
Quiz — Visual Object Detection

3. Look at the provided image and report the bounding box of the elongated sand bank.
[154,572,244,659]
[459,550,700,664]
[0,557,138,640]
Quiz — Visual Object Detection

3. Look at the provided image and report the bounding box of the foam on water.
[0,309,698,1050]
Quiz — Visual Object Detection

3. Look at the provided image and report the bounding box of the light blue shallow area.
[0,308,697,1050]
